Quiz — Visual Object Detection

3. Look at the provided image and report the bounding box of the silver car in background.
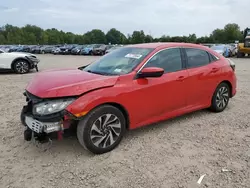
[210,45,231,57]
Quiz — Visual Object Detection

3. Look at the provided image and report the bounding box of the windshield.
[211,46,224,50]
[83,47,154,75]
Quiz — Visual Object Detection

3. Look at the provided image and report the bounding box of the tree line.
[0,23,246,45]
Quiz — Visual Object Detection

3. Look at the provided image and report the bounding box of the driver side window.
[144,48,183,73]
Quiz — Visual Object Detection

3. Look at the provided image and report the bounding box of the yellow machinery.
[237,28,250,58]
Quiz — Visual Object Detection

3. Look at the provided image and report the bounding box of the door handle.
[176,76,186,81]
[211,68,219,73]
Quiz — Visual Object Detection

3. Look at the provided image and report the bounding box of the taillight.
[226,58,235,71]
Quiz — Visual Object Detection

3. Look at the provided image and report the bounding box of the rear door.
[182,47,222,107]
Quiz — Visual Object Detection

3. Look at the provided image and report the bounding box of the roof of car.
[127,42,208,49]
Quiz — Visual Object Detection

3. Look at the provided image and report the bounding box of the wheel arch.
[11,57,31,70]
[73,101,130,130]
[218,80,233,98]
[90,102,130,130]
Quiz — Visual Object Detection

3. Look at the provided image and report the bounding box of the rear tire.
[210,82,230,113]
[13,59,30,74]
[77,105,126,154]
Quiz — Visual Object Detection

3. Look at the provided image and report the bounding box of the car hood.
[10,52,36,57]
[26,68,119,98]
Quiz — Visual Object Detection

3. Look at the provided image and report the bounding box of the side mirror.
[136,67,164,79]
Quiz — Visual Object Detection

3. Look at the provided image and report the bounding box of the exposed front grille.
[25,116,44,133]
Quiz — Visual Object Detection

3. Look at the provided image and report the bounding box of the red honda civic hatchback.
[21,43,237,154]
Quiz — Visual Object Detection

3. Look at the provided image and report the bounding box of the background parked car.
[43,46,54,54]
[52,47,61,55]
[71,45,84,55]
[80,44,96,55]
[8,46,19,52]
[227,44,237,56]
[105,45,123,54]
[0,49,39,74]
[210,45,231,57]
[92,44,107,55]
[31,46,43,54]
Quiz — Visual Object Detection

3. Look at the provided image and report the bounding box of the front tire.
[13,59,30,74]
[210,82,230,112]
[237,52,245,58]
[20,107,26,126]
[77,105,126,154]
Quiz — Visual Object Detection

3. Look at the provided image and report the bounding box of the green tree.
[211,29,225,43]
[130,30,145,44]
[187,34,197,43]
[158,35,171,42]
[84,29,106,44]
[0,33,6,44]
[223,23,242,43]
[106,28,127,44]
[144,35,153,43]
[0,23,245,45]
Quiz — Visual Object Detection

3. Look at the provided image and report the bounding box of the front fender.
[66,87,125,117]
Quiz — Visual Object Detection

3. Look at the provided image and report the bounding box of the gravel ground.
[0,55,250,188]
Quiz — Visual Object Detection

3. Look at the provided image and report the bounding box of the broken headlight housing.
[33,98,75,115]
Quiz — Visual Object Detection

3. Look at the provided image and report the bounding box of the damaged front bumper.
[25,115,62,134]
[21,91,77,145]
[26,56,40,72]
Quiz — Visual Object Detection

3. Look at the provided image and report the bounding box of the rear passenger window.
[185,48,210,68]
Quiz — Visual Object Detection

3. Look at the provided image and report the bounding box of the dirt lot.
[0,55,250,188]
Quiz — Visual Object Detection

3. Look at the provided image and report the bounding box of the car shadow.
[0,69,16,74]
[30,109,211,156]
[0,69,38,75]
[125,109,210,138]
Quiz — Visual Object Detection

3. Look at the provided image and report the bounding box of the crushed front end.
[21,91,78,145]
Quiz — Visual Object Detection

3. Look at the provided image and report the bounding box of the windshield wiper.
[86,70,115,76]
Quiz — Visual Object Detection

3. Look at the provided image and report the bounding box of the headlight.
[33,98,75,115]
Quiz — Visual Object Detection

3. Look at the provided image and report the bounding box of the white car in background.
[0,49,39,74]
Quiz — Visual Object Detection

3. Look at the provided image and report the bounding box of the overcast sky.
[0,0,249,37]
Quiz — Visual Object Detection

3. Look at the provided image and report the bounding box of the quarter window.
[144,48,183,73]
[208,52,218,62]
[185,48,210,68]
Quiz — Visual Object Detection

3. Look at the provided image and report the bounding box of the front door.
[131,48,188,126]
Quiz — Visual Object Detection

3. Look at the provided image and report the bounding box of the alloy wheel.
[90,114,122,148]
[215,86,229,109]
[15,61,29,73]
